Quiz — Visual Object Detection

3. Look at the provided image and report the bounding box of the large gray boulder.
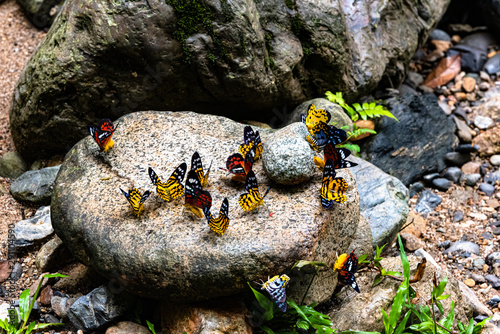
[349,156,409,248]
[11,0,450,160]
[52,111,360,302]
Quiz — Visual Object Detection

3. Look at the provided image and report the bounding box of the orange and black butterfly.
[223,146,255,182]
[191,152,211,188]
[185,170,212,218]
[320,159,348,209]
[261,274,290,312]
[301,104,331,132]
[203,198,230,235]
[88,119,116,151]
[315,141,357,170]
[148,163,187,202]
[238,170,270,212]
[239,126,263,161]
[334,250,360,293]
[120,187,151,217]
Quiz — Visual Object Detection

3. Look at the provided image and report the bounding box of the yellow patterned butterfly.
[203,198,230,235]
[148,163,187,202]
[301,104,331,133]
[120,187,151,217]
[239,126,263,161]
[238,170,270,212]
[320,159,348,209]
[191,152,211,188]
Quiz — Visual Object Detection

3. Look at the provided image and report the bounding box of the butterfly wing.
[121,187,148,216]
[239,170,264,212]
[243,146,256,174]
[185,170,203,207]
[305,104,331,131]
[340,251,360,292]
[99,118,116,133]
[329,177,348,204]
[191,152,206,187]
[262,275,290,312]
[165,163,187,200]
[320,159,337,209]
[253,131,263,160]
[226,154,245,175]
[207,198,230,235]
[327,125,348,146]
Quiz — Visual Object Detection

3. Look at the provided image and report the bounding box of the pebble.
[443,240,480,255]
[445,152,471,166]
[461,161,481,174]
[453,117,471,142]
[454,210,464,222]
[484,170,500,184]
[492,227,500,236]
[478,182,495,196]
[481,232,493,240]
[436,227,447,233]
[485,274,500,288]
[490,155,500,166]
[429,29,451,41]
[464,278,475,287]
[465,173,481,186]
[438,240,451,249]
[462,76,476,92]
[432,178,453,191]
[409,182,425,198]
[442,167,464,184]
[415,190,442,215]
[456,144,479,153]
[486,252,500,265]
[488,296,500,307]
[484,53,500,74]
[423,173,440,186]
[474,115,494,129]
[471,273,486,284]
[474,258,486,269]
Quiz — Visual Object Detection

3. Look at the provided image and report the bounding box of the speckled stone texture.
[52,111,360,302]
[262,123,315,185]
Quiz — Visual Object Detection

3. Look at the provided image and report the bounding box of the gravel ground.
[0,0,46,294]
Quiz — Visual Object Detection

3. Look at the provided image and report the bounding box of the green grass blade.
[146,320,156,334]
[19,289,30,322]
[247,282,274,321]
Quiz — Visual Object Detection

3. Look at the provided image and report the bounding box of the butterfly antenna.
[218,167,228,172]
[262,186,271,200]
[207,160,213,173]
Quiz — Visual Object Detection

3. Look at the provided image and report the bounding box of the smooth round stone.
[479,182,495,196]
[432,178,452,191]
[474,116,494,130]
[52,111,360,302]
[474,258,486,269]
[442,167,464,184]
[429,29,450,41]
[444,152,471,166]
[263,123,315,185]
[490,155,500,166]
[461,161,480,174]
[443,240,480,255]
[484,53,500,75]
[453,210,464,222]
[485,275,500,289]
[465,173,481,186]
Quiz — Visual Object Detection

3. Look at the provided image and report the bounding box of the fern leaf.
[337,142,360,154]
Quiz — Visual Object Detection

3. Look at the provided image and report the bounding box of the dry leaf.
[423,54,461,88]
[410,258,426,283]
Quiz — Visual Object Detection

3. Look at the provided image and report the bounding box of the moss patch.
[167,0,228,63]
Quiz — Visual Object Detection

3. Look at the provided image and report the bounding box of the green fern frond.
[325,91,357,120]
[296,320,310,330]
[337,142,360,154]
[354,102,398,121]
[349,128,377,138]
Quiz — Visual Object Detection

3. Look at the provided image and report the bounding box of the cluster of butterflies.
[260,250,360,312]
[88,105,361,306]
[301,104,358,209]
[88,119,270,236]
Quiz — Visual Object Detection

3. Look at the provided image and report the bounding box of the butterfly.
[185,170,212,218]
[120,187,151,217]
[301,104,331,132]
[334,250,360,293]
[148,163,187,202]
[261,274,290,312]
[223,145,255,182]
[306,123,348,152]
[320,159,348,209]
[88,119,117,151]
[314,142,357,170]
[191,152,211,188]
[238,126,263,161]
[238,170,270,212]
[203,198,230,235]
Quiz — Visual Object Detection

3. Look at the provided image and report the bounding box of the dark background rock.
[360,93,458,186]
[16,0,62,28]
[479,0,500,37]
[10,0,451,160]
